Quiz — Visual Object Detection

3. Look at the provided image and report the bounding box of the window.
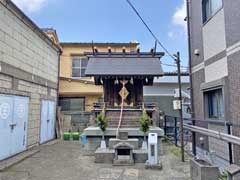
[59,97,85,111]
[202,0,222,23]
[72,57,88,77]
[204,89,224,119]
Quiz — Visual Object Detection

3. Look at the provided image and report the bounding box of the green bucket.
[72,132,80,140]
[63,132,71,140]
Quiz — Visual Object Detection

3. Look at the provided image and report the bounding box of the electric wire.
[125,0,177,61]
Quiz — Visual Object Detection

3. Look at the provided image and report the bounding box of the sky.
[12,0,188,72]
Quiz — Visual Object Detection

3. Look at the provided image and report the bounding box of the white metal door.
[0,95,13,160]
[0,95,29,160]
[47,101,55,141]
[40,100,49,143]
[40,100,55,144]
[11,96,29,154]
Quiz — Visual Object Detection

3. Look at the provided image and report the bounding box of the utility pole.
[174,52,184,162]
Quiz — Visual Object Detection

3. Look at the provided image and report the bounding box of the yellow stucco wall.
[59,78,103,95]
[60,44,139,78]
[59,43,139,112]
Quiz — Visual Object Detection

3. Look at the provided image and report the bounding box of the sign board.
[173,100,181,110]
[174,88,180,98]
[148,133,158,165]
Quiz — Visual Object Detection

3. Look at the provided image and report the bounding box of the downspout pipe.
[186,0,196,156]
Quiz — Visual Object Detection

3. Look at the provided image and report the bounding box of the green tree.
[96,112,108,140]
[139,110,150,141]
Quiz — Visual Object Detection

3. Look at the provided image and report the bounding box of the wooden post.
[174,117,178,146]
[174,52,184,162]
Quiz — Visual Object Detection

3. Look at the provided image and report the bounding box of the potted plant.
[96,111,108,148]
[139,110,150,150]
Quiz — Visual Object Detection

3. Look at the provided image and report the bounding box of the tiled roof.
[85,53,164,76]
[60,42,139,46]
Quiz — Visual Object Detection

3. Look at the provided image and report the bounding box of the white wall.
[205,57,228,82]
[203,9,226,60]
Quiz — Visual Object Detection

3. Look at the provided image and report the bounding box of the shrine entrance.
[85,52,164,128]
[104,78,144,108]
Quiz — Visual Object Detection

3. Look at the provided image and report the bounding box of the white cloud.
[12,0,48,13]
[172,0,187,33]
[168,31,174,38]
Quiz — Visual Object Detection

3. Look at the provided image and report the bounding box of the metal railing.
[162,115,240,165]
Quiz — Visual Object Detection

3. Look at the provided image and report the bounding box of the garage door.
[40,100,55,144]
[0,95,29,160]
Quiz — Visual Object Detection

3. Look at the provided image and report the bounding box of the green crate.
[63,132,71,140]
[72,132,80,140]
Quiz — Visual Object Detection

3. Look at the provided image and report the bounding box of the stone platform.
[83,126,164,151]
[95,138,148,164]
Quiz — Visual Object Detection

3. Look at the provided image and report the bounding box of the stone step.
[113,157,134,166]
[108,121,139,124]
[108,120,139,123]
[106,110,142,128]
[108,123,140,128]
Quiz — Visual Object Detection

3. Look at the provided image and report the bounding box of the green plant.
[218,171,228,180]
[96,112,108,139]
[139,110,150,140]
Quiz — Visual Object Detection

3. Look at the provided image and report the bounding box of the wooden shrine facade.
[85,52,164,109]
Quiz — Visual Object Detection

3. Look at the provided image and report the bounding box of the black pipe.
[226,122,233,164]
[186,0,196,156]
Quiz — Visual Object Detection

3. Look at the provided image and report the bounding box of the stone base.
[190,159,219,180]
[84,126,164,151]
[145,160,163,170]
[109,138,139,149]
[94,148,148,164]
[84,127,164,137]
[113,158,134,166]
[133,149,148,163]
[95,148,114,163]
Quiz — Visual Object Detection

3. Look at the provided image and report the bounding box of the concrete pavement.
[0,141,191,180]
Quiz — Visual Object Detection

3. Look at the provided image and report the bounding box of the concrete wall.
[0,2,59,83]
[0,0,59,148]
[144,96,179,117]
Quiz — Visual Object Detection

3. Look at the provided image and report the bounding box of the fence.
[60,111,92,132]
[162,115,240,169]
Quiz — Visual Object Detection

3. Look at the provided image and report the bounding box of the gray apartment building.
[188,0,240,167]
[0,0,61,160]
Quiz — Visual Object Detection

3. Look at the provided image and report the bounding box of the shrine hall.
[82,51,164,153]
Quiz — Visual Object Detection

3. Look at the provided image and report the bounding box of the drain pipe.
[186,0,196,156]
